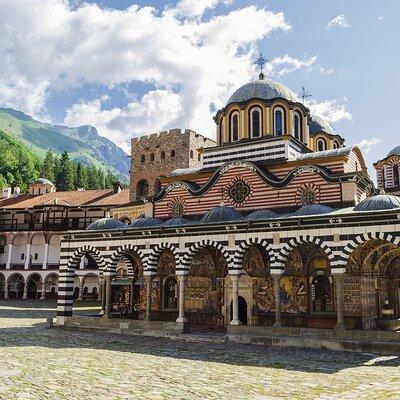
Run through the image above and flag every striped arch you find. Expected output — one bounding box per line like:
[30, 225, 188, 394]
[181, 239, 232, 275]
[67, 245, 106, 271]
[233, 238, 276, 273]
[275, 235, 335, 269]
[339, 232, 400, 267]
[108, 244, 145, 275]
[147, 243, 180, 275]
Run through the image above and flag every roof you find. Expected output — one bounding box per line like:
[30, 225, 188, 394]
[0, 189, 128, 210]
[201, 205, 242, 223]
[247, 209, 278, 220]
[387, 146, 400, 158]
[290, 204, 333, 216]
[130, 217, 163, 228]
[31, 178, 54, 186]
[170, 167, 202, 177]
[227, 79, 298, 106]
[88, 189, 131, 207]
[295, 146, 352, 161]
[163, 217, 191, 227]
[309, 115, 336, 136]
[86, 217, 127, 231]
[354, 194, 400, 212]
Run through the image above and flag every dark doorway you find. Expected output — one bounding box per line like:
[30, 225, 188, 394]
[238, 296, 248, 325]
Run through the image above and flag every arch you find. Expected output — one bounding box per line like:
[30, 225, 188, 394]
[249, 106, 262, 138]
[140, 154, 145, 164]
[233, 238, 276, 273]
[317, 137, 327, 152]
[66, 246, 106, 274]
[293, 110, 302, 142]
[108, 244, 145, 275]
[230, 111, 239, 142]
[333, 140, 340, 149]
[44, 272, 59, 282]
[150, 153, 155, 162]
[153, 179, 162, 196]
[136, 179, 149, 200]
[170, 149, 176, 158]
[274, 106, 285, 136]
[147, 243, 180, 275]
[182, 240, 232, 274]
[340, 232, 400, 267]
[275, 235, 335, 268]
[161, 150, 166, 159]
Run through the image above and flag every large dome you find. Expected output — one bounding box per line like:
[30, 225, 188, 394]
[201, 205, 242, 224]
[309, 115, 336, 136]
[354, 194, 400, 212]
[86, 217, 126, 231]
[387, 146, 400, 158]
[227, 79, 298, 106]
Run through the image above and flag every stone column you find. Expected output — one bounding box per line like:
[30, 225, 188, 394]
[272, 273, 282, 327]
[130, 279, 135, 315]
[104, 277, 112, 317]
[22, 280, 28, 299]
[40, 280, 46, 300]
[42, 243, 49, 270]
[230, 275, 241, 325]
[176, 275, 187, 323]
[24, 243, 31, 270]
[78, 279, 84, 301]
[333, 273, 346, 329]
[145, 276, 152, 320]
[6, 244, 13, 269]
[4, 280, 8, 299]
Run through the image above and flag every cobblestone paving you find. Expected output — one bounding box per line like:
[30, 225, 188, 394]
[0, 300, 399, 400]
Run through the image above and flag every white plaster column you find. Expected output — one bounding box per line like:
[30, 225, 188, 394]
[289, 109, 294, 135]
[240, 109, 245, 139]
[24, 243, 31, 270]
[6, 244, 12, 269]
[333, 271, 346, 329]
[78, 278, 84, 301]
[42, 243, 49, 270]
[4, 280, 8, 299]
[272, 271, 282, 328]
[230, 275, 241, 325]
[22, 280, 28, 299]
[176, 275, 187, 323]
[79, 256, 86, 270]
[145, 276, 152, 320]
[40, 280, 46, 300]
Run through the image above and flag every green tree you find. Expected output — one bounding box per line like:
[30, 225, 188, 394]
[42, 150, 55, 182]
[87, 165, 101, 189]
[75, 162, 88, 189]
[56, 151, 74, 191]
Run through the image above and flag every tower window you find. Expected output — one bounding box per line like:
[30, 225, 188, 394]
[317, 138, 327, 152]
[333, 141, 339, 149]
[161, 151, 165, 159]
[190, 150, 194, 159]
[274, 108, 285, 136]
[170, 149, 175, 158]
[140, 154, 145, 164]
[250, 108, 262, 138]
[150, 153, 155, 162]
[231, 112, 239, 142]
[294, 111, 302, 142]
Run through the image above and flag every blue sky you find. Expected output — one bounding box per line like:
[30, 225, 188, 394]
[0, 0, 399, 179]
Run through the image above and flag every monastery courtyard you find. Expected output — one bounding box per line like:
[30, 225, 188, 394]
[0, 301, 398, 399]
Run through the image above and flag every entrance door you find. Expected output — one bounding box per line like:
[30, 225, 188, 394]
[238, 296, 248, 325]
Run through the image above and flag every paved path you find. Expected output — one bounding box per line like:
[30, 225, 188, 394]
[0, 300, 399, 399]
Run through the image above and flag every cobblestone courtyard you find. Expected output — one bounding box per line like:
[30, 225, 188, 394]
[0, 301, 399, 399]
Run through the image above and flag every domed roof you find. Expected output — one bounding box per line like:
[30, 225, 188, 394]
[129, 217, 163, 228]
[247, 209, 278, 220]
[291, 204, 333, 216]
[387, 146, 400, 158]
[354, 194, 400, 212]
[227, 79, 298, 106]
[201, 205, 242, 224]
[163, 217, 191, 227]
[86, 217, 126, 231]
[32, 178, 54, 186]
[309, 115, 336, 136]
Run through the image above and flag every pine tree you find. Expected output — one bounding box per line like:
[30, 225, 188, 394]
[75, 162, 88, 189]
[87, 165, 101, 189]
[56, 151, 75, 191]
[42, 150, 55, 182]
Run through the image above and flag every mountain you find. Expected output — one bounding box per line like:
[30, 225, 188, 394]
[0, 108, 129, 178]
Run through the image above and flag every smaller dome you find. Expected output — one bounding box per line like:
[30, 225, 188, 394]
[130, 217, 163, 228]
[86, 217, 126, 231]
[309, 115, 336, 136]
[247, 209, 278, 220]
[163, 217, 192, 227]
[32, 178, 54, 186]
[291, 204, 333, 216]
[201, 205, 242, 224]
[387, 146, 400, 158]
[354, 194, 400, 212]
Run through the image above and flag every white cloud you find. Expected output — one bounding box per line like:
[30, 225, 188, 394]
[356, 138, 380, 153]
[326, 15, 350, 30]
[306, 98, 352, 123]
[0, 0, 293, 149]
[265, 55, 318, 76]
[378, 16, 384, 21]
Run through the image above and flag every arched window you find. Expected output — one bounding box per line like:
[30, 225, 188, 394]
[250, 107, 262, 138]
[312, 275, 332, 312]
[21, 253, 25, 261]
[34, 253, 38, 260]
[170, 149, 175, 158]
[150, 153, 155, 162]
[317, 138, 327, 152]
[161, 151, 165, 159]
[198, 153, 201, 161]
[294, 111, 302, 142]
[219, 119, 225, 145]
[153, 179, 161, 196]
[140, 154, 145, 164]
[274, 107, 285, 136]
[163, 276, 178, 309]
[333, 141, 339, 149]
[394, 165, 400, 187]
[230, 112, 239, 142]
[190, 150, 194, 159]
[136, 179, 149, 200]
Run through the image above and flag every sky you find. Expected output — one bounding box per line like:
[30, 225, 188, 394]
[0, 0, 399, 180]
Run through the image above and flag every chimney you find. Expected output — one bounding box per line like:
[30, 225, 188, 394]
[13, 187, 21, 197]
[2, 187, 12, 199]
[113, 181, 123, 194]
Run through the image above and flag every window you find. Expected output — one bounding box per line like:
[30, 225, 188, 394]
[34, 253, 38, 260]
[161, 151, 165, 159]
[312, 275, 333, 312]
[163, 277, 178, 309]
[150, 153, 155, 162]
[230, 112, 239, 142]
[394, 165, 399, 187]
[250, 108, 262, 138]
[317, 138, 327, 152]
[190, 150, 194, 159]
[229, 180, 250, 204]
[136, 179, 149, 200]
[171, 201, 185, 217]
[140, 154, 145, 164]
[301, 188, 316, 205]
[170, 149, 175, 158]
[274, 107, 284, 136]
[198, 153, 201, 161]
[21, 253, 25, 261]
[294, 111, 302, 142]
[153, 179, 161, 196]
[333, 141, 339, 149]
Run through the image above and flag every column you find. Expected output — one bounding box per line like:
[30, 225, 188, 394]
[4, 280, 8, 299]
[24, 243, 31, 270]
[40, 280, 46, 300]
[145, 276, 152, 320]
[130, 279, 135, 315]
[230, 275, 241, 325]
[42, 243, 49, 270]
[6, 244, 12, 269]
[176, 275, 187, 323]
[100, 279, 106, 314]
[22, 280, 28, 299]
[80, 256, 85, 270]
[104, 277, 112, 317]
[78, 279, 84, 301]
[333, 272, 346, 329]
[272, 273, 282, 327]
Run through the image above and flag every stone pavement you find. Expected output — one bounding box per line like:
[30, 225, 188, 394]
[0, 300, 399, 399]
